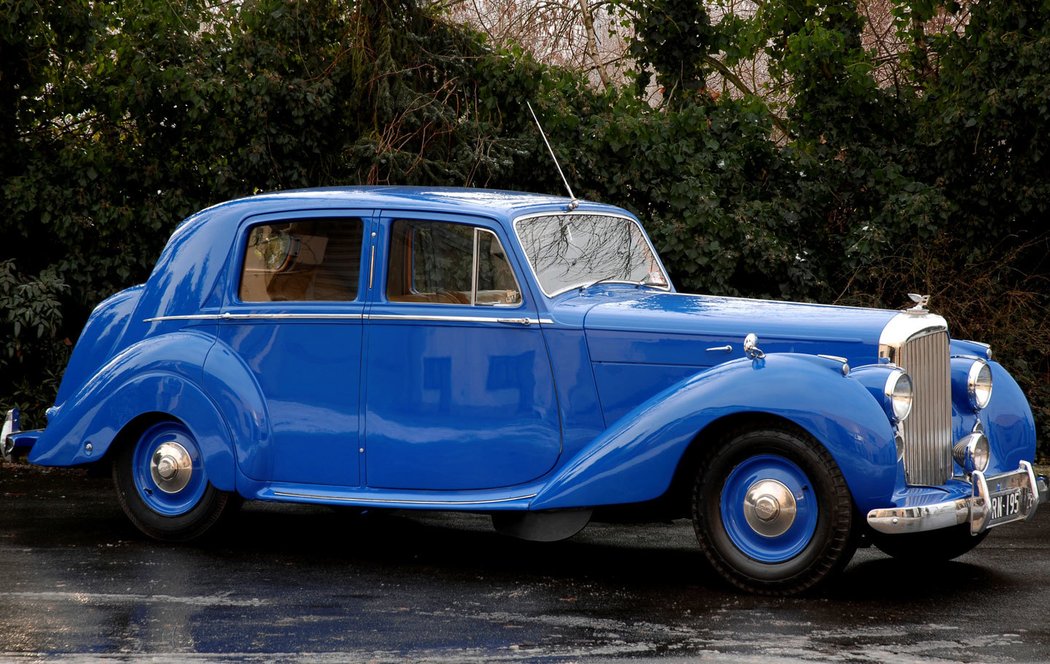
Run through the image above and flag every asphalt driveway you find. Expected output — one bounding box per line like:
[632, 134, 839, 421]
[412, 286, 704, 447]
[2, 461, 1047, 662]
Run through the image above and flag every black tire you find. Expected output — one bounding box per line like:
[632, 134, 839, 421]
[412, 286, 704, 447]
[692, 427, 857, 595]
[112, 420, 238, 542]
[871, 524, 988, 562]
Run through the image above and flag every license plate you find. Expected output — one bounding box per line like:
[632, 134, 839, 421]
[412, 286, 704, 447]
[988, 488, 1024, 527]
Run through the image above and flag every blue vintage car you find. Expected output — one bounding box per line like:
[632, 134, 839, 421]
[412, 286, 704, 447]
[3, 187, 1046, 594]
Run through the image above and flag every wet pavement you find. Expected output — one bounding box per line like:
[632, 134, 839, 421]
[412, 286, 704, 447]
[1, 461, 1048, 662]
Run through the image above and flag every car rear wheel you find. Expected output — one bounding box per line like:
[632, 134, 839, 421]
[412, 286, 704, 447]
[113, 420, 237, 541]
[870, 524, 988, 562]
[692, 427, 857, 595]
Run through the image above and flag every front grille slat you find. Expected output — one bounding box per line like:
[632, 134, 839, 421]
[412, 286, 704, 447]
[898, 330, 952, 485]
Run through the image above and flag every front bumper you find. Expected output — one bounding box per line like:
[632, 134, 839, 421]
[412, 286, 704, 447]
[867, 461, 1048, 536]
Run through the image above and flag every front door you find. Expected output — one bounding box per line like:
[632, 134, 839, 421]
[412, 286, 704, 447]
[363, 212, 561, 490]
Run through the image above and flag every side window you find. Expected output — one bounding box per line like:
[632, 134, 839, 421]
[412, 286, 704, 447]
[240, 218, 363, 302]
[388, 219, 522, 306]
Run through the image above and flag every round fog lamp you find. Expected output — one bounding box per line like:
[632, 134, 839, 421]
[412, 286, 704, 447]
[967, 360, 993, 410]
[953, 433, 990, 474]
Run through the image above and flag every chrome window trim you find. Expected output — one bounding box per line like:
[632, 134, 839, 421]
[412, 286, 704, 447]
[234, 214, 368, 305]
[471, 227, 481, 305]
[512, 211, 673, 298]
[389, 219, 525, 309]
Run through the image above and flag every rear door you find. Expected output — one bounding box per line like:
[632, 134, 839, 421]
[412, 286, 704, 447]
[217, 210, 368, 486]
[362, 211, 561, 490]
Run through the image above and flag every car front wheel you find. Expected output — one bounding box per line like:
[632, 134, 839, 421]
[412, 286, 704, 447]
[113, 420, 237, 541]
[692, 427, 857, 595]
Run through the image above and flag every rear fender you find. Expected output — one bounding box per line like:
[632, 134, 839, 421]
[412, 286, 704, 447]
[54, 285, 144, 405]
[27, 332, 237, 491]
[530, 354, 898, 513]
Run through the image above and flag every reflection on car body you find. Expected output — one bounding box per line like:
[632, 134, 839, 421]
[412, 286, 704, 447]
[4, 186, 1046, 595]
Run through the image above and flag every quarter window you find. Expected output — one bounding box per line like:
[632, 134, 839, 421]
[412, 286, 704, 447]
[387, 220, 522, 306]
[240, 218, 363, 302]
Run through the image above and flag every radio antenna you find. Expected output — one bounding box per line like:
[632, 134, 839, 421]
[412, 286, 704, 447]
[526, 101, 579, 211]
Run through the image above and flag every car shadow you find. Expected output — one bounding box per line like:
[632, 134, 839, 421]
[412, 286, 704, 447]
[3, 467, 1015, 604]
[828, 553, 1010, 602]
[184, 503, 1010, 603]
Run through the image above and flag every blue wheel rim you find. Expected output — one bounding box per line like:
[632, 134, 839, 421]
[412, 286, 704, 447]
[131, 422, 207, 517]
[720, 454, 818, 563]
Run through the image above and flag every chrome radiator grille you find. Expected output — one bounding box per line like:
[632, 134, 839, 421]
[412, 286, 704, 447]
[897, 330, 953, 485]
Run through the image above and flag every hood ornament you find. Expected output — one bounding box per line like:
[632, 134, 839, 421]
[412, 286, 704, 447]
[905, 293, 930, 314]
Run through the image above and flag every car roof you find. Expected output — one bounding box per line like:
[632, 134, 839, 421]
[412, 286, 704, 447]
[187, 186, 630, 228]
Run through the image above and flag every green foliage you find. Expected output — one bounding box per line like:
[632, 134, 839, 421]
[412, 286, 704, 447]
[560, 93, 821, 299]
[0, 261, 70, 427]
[628, 1, 718, 106]
[2, 0, 1049, 456]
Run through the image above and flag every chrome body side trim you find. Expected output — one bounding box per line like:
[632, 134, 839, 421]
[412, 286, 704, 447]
[146, 313, 367, 322]
[147, 313, 554, 325]
[368, 314, 547, 325]
[145, 314, 224, 322]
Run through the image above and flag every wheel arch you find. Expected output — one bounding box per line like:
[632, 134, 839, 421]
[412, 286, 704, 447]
[664, 412, 818, 518]
[30, 373, 237, 491]
[107, 411, 175, 459]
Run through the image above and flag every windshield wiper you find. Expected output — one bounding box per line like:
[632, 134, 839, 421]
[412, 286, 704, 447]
[577, 275, 624, 292]
[577, 275, 655, 292]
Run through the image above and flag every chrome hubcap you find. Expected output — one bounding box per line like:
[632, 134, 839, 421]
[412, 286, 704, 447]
[150, 441, 193, 494]
[743, 479, 796, 537]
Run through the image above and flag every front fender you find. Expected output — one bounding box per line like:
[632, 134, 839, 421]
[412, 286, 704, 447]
[530, 354, 898, 513]
[979, 361, 1037, 474]
[27, 331, 236, 491]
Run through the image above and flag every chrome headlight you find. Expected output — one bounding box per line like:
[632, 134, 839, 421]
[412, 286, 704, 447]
[884, 370, 913, 422]
[953, 432, 990, 474]
[967, 360, 993, 410]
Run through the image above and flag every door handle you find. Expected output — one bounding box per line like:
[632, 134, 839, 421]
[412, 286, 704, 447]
[497, 318, 532, 326]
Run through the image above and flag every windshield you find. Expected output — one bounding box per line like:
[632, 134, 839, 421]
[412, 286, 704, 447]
[514, 214, 670, 296]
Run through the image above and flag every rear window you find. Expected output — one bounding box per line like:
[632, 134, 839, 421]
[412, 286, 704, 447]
[239, 218, 363, 302]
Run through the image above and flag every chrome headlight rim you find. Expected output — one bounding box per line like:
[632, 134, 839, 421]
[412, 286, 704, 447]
[967, 359, 993, 410]
[884, 369, 913, 422]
